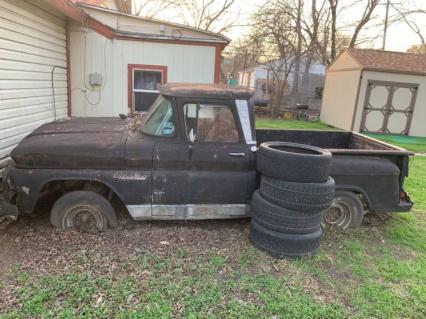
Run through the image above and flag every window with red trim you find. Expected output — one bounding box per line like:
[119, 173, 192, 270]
[128, 64, 167, 112]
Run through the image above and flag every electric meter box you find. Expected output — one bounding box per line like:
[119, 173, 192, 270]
[89, 73, 103, 86]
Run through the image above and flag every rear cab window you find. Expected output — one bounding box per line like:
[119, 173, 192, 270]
[183, 103, 240, 143]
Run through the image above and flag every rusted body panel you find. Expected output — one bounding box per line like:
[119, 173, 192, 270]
[11, 118, 130, 169]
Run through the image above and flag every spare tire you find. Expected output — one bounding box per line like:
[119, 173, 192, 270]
[250, 220, 322, 258]
[260, 176, 335, 211]
[251, 190, 322, 234]
[256, 142, 332, 183]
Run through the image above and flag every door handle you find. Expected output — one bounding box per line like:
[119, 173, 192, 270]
[228, 152, 246, 157]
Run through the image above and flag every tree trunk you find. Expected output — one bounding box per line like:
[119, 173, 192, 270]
[328, 0, 337, 61]
[300, 54, 313, 99]
[291, 0, 303, 106]
[349, 0, 379, 47]
[301, 0, 317, 98]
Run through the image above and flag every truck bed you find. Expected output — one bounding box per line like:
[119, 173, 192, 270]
[255, 129, 414, 213]
[256, 129, 413, 156]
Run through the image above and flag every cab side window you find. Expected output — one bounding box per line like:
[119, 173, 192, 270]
[184, 104, 239, 143]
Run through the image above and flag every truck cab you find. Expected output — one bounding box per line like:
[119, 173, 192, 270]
[126, 84, 257, 218]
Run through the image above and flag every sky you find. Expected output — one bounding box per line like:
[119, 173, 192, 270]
[225, 0, 426, 52]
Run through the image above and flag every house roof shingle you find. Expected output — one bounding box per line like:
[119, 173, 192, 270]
[347, 48, 426, 76]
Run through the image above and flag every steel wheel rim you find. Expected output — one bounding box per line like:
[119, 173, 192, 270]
[62, 205, 105, 232]
[323, 200, 351, 229]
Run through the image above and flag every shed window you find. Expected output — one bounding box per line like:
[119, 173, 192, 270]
[128, 64, 167, 112]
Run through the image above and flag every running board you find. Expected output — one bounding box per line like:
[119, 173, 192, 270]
[127, 204, 250, 220]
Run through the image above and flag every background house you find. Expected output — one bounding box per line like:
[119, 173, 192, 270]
[321, 48, 426, 137]
[69, 3, 228, 116]
[0, 0, 229, 168]
[237, 59, 326, 108]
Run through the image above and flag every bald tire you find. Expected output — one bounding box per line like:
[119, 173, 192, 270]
[260, 176, 335, 211]
[250, 220, 322, 259]
[50, 191, 117, 231]
[251, 190, 322, 235]
[256, 142, 332, 183]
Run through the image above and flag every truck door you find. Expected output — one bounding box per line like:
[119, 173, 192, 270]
[180, 98, 256, 205]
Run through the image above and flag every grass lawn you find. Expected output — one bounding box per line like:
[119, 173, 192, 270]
[365, 133, 426, 153]
[256, 118, 338, 130]
[0, 121, 425, 318]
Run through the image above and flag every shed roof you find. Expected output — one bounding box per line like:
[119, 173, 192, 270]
[159, 83, 253, 99]
[346, 48, 426, 76]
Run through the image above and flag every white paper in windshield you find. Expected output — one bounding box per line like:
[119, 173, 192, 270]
[236, 99, 256, 145]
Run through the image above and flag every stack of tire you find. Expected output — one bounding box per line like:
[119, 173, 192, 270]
[250, 142, 335, 258]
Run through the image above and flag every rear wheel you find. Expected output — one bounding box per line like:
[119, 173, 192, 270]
[50, 191, 117, 232]
[322, 191, 364, 231]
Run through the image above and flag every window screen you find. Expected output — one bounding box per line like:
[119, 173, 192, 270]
[133, 70, 162, 112]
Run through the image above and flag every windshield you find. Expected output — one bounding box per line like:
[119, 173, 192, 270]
[141, 95, 175, 137]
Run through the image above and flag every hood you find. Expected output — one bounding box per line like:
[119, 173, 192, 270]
[11, 118, 131, 169]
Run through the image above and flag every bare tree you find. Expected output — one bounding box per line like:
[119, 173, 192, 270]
[327, 0, 338, 60]
[176, 0, 240, 33]
[300, 0, 327, 98]
[291, 0, 303, 101]
[406, 44, 426, 54]
[131, 0, 239, 34]
[348, 0, 380, 47]
[222, 38, 261, 84]
[250, 2, 297, 117]
[390, 5, 426, 53]
[131, 0, 179, 18]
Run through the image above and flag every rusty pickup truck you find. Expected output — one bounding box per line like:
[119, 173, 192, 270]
[0, 84, 413, 231]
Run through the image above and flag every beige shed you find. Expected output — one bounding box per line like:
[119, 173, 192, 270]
[320, 48, 426, 137]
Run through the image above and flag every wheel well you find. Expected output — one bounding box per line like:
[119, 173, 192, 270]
[37, 180, 128, 216]
[335, 188, 371, 212]
[40, 180, 111, 198]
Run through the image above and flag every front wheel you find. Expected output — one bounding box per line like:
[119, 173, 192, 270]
[50, 191, 117, 232]
[322, 191, 364, 231]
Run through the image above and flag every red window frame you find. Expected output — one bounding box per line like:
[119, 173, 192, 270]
[127, 64, 168, 113]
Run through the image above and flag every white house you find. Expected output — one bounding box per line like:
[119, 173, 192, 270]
[237, 59, 326, 101]
[0, 0, 230, 167]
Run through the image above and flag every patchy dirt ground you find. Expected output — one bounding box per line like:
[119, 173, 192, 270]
[1, 200, 424, 318]
[0, 206, 252, 278]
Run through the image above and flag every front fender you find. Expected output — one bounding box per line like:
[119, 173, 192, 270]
[6, 167, 152, 215]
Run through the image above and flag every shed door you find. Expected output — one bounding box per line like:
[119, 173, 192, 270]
[0, 0, 68, 167]
[360, 81, 418, 135]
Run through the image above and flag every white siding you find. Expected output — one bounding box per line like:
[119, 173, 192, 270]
[0, 0, 68, 166]
[69, 24, 216, 117]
